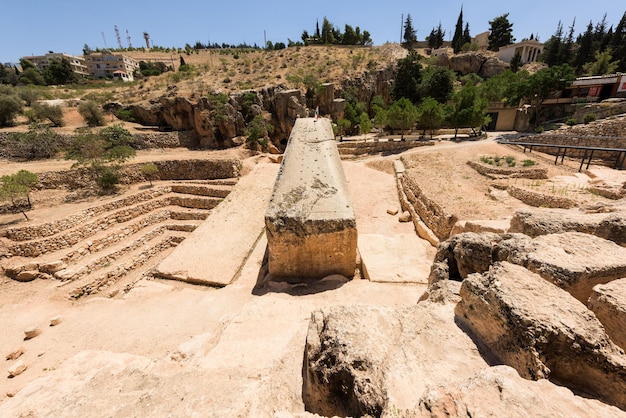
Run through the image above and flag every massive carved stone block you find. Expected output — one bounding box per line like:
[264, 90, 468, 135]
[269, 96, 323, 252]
[265, 118, 357, 281]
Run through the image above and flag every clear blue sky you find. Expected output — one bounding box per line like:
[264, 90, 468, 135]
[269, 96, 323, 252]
[2, 1, 624, 63]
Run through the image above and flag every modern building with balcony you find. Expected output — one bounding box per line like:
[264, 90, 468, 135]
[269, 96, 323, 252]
[83, 52, 139, 82]
[21, 52, 89, 77]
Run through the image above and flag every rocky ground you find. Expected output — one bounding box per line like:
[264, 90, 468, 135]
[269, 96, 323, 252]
[1, 131, 626, 416]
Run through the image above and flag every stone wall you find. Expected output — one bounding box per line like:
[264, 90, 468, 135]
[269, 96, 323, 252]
[337, 140, 434, 157]
[0, 130, 198, 160]
[507, 186, 578, 209]
[2, 192, 217, 258]
[35, 159, 241, 190]
[400, 169, 457, 240]
[467, 161, 548, 179]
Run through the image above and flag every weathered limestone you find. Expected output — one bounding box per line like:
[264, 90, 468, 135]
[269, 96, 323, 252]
[431, 231, 626, 303]
[265, 118, 357, 281]
[589, 279, 626, 351]
[456, 262, 626, 410]
[156, 163, 278, 286]
[414, 366, 626, 418]
[510, 207, 626, 246]
[304, 301, 487, 417]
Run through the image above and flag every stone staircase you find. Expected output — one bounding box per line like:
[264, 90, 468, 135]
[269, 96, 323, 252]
[0, 179, 237, 299]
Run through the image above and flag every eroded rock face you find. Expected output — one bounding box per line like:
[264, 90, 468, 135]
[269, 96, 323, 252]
[431, 231, 626, 303]
[589, 279, 626, 351]
[303, 300, 487, 417]
[413, 366, 626, 418]
[456, 261, 626, 410]
[510, 207, 626, 246]
[444, 52, 508, 78]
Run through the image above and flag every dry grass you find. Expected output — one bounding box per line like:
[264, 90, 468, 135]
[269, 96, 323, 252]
[97, 44, 407, 104]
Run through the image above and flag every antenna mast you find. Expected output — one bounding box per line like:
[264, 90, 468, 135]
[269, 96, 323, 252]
[143, 32, 151, 49]
[126, 29, 132, 48]
[115, 25, 123, 49]
[101, 32, 109, 49]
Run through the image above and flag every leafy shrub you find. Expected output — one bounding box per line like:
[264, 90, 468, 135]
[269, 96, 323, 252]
[140, 163, 159, 186]
[116, 108, 135, 122]
[33, 103, 65, 127]
[566, 118, 578, 126]
[18, 87, 41, 106]
[0, 94, 23, 127]
[96, 166, 119, 192]
[583, 113, 596, 124]
[522, 159, 537, 167]
[78, 100, 105, 127]
[7, 124, 63, 160]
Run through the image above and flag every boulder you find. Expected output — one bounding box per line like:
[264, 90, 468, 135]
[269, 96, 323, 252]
[589, 279, 626, 351]
[433, 231, 626, 303]
[15, 270, 39, 282]
[445, 52, 508, 78]
[8, 360, 27, 378]
[303, 301, 487, 417]
[39, 260, 67, 274]
[456, 262, 626, 410]
[499, 232, 626, 302]
[413, 366, 626, 417]
[509, 207, 626, 246]
[429, 232, 503, 283]
[127, 100, 166, 126]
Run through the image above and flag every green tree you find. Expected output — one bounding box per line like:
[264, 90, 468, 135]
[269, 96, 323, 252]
[0, 170, 38, 219]
[387, 98, 418, 140]
[452, 7, 465, 53]
[20, 67, 46, 85]
[140, 163, 159, 186]
[78, 100, 106, 127]
[336, 118, 351, 138]
[428, 23, 445, 49]
[447, 82, 489, 137]
[358, 112, 371, 140]
[66, 124, 136, 191]
[417, 97, 445, 138]
[611, 11, 626, 71]
[403, 14, 417, 44]
[510, 51, 523, 73]
[245, 115, 273, 149]
[321, 17, 336, 44]
[419, 66, 455, 104]
[506, 64, 575, 123]
[44, 58, 77, 85]
[0, 92, 23, 127]
[574, 22, 595, 73]
[582, 49, 619, 75]
[542, 21, 564, 66]
[488, 13, 515, 51]
[392, 51, 423, 103]
[343, 24, 357, 45]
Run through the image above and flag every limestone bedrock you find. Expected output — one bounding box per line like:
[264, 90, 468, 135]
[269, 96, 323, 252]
[265, 118, 357, 281]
